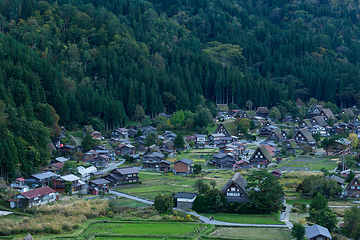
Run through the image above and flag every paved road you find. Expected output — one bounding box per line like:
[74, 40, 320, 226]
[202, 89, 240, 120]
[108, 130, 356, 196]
[103, 159, 125, 172]
[109, 190, 154, 205]
[110, 190, 292, 228]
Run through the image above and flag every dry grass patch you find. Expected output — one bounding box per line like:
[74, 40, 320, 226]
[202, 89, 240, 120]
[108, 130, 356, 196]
[0, 199, 108, 236]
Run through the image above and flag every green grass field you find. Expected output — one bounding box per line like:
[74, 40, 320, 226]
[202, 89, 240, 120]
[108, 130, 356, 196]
[274, 156, 338, 171]
[120, 171, 236, 200]
[201, 212, 285, 225]
[208, 227, 292, 240]
[83, 222, 207, 237]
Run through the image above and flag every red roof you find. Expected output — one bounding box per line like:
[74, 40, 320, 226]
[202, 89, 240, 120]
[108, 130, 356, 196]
[52, 162, 64, 169]
[9, 199, 19, 202]
[264, 145, 274, 155]
[15, 178, 26, 182]
[20, 186, 56, 199]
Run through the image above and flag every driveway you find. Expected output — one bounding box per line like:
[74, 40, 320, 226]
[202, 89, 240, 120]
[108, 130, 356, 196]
[0, 210, 12, 216]
[110, 190, 292, 228]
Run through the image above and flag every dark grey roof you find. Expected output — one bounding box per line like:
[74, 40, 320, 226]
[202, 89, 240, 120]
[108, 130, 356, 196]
[213, 152, 228, 159]
[326, 175, 345, 185]
[175, 158, 193, 165]
[305, 224, 332, 240]
[174, 192, 198, 199]
[115, 167, 139, 175]
[90, 179, 110, 185]
[31, 171, 58, 180]
[221, 172, 248, 193]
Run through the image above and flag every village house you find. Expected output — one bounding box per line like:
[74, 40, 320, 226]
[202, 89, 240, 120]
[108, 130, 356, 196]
[173, 192, 198, 209]
[271, 170, 282, 178]
[174, 159, 193, 175]
[256, 107, 269, 118]
[41, 162, 64, 174]
[10, 178, 29, 193]
[54, 157, 69, 164]
[163, 131, 177, 141]
[216, 104, 229, 115]
[213, 122, 238, 137]
[282, 129, 291, 139]
[55, 174, 85, 194]
[141, 126, 157, 135]
[283, 139, 298, 154]
[105, 167, 140, 186]
[209, 133, 226, 142]
[58, 144, 76, 156]
[232, 160, 251, 170]
[9, 186, 57, 209]
[221, 172, 249, 203]
[91, 131, 102, 140]
[309, 125, 327, 137]
[193, 134, 208, 148]
[260, 125, 278, 136]
[212, 152, 236, 168]
[142, 152, 165, 169]
[326, 175, 345, 187]
[300, 119, 312, 128]
[341, 108, 355, 116]
[111, 128, 129, 139]
[305, 224, 332, 240]
[158, 160, 171, 172]
[267, 128, 283, 141]
[294, 128, 316, 146]
[249, 145, 272, 168]
[83, 125, 95, 137]
[77, 166, 97, 182]
[310, 104, 323, 116]
[282, 115, 293, 123]
[135, 135, 146, 148]
[344, 174, 360, 198]
[311, 116, 327, 127]
[160, 140, 176, 157]
[83, 150, 99, 164]
[241, 111, 256, 119]
[25, 171, 59, 188]
[88, 179, 110, 195]
[94, 155, 110, 168]
[320, 108, 336, 123]
[115, 144, 135, 155]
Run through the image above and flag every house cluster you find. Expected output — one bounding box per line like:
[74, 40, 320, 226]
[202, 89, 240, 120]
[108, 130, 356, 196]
[8, 160, 140, 208]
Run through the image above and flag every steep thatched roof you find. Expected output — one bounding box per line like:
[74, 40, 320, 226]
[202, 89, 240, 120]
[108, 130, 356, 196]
[217, 104, 229, 112]
[245, 111, 256, 118]
[221, 172, 247, 193]
[250, 144, 272, 161]
[222, 122, 238, 136]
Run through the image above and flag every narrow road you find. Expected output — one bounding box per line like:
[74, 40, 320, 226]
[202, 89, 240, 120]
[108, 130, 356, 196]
[109, 190, 154, 205]
[110, 190, 292, 228]
[103, 159, 125, 172]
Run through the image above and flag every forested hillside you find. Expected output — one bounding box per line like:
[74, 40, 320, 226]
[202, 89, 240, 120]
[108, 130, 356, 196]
[1, 0, 360, 178]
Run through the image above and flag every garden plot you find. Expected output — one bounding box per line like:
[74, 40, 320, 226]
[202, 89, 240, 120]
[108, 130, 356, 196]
[207, 227, 292, 240]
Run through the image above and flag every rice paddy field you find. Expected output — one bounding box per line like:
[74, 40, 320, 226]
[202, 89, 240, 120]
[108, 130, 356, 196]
[82, 222, 209, 239]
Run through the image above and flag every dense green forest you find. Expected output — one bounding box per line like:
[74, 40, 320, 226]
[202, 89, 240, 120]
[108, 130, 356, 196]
[1, 0, 360, 178]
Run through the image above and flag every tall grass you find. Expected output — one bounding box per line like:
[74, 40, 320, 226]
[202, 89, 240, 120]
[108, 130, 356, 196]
[0, 199, 108, 236]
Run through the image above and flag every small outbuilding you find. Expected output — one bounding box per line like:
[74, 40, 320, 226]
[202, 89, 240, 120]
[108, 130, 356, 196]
[305, 224, 332, 240]
[173, 192, 198, 210]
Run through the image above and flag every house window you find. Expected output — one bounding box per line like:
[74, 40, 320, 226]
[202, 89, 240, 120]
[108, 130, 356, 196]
[231, 187, 235, 191]
[355, 181, 357, 185]
[351, 186, 355, 189]
[260, 155, 263, 158]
